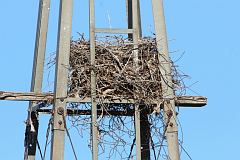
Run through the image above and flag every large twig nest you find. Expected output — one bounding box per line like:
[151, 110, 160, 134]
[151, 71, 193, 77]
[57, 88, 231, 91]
[68, 36, 179, 104]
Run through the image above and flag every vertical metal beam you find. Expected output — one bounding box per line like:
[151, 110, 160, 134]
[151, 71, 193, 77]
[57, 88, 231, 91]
[50, 0, 73, 159]
[151, 0, 180, 160]
[132, 0, 140, 70]
[126, 0, 133, 39]
[24, 0, 50, 159]
[132, 0, 142, 159]
[89, 0, 98, 159]
[126, 0, 142, 39]
[137, 0, 142, 38]
[134, 105, 141, 160]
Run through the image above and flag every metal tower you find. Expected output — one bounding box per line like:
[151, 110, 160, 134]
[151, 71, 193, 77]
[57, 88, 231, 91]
[0, 0, 207, 160]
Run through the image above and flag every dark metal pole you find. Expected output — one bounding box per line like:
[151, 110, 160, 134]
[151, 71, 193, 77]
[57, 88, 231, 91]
[50, 0, 73, 159]
[24, 112, 39, 160]
[24, 0, 50, 159]
[140, 106, 151, 160]
[126, 0, 133, 39]
[126, 0, 141, 40]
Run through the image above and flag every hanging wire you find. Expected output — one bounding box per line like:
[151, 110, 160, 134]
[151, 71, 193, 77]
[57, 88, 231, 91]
[43, 117, 52, 160]
[150, 136, 157, 160]
[62, 114, 78, 160]
[36, 140, 44, 160]
[156, 110, 172, 160]
[127, 138, 135, 159]
[178, 142, 193, 160]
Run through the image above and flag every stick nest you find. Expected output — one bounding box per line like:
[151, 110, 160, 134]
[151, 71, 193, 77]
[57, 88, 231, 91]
[68, 36, 179, 104]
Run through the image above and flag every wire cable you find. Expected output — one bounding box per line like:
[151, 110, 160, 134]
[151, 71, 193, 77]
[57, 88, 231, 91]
[43, 117, 52, 160]
[63, 114, 78, 160]
[36, 139, 44, 160]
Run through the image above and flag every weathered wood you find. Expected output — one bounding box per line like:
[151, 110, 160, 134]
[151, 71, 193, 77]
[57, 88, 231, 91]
[0, 91, 53, 101]
[0, 91, 207, 107]
[175, 96, 207, 107]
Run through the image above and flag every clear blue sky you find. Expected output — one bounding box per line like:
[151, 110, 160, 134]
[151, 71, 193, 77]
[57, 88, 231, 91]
[0, 0, 240, 159]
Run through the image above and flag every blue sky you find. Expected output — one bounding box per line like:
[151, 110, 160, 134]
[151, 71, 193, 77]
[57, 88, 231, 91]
[0, 0, 240, 159]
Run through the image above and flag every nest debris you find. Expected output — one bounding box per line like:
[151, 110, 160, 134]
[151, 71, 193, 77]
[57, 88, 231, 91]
[44, 36, 186, 159]
[68, 36, 180, 104]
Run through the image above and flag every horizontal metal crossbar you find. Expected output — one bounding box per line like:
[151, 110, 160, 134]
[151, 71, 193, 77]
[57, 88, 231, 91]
[0, 91, 207, 107]
[37, 108, 135, 116]
[95, 28, 134, 34]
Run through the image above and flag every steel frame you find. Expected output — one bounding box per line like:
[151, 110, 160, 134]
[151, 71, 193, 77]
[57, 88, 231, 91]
[0, 0, 207, 160]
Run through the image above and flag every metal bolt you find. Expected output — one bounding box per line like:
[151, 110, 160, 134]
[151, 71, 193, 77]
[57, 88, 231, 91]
[58, 120, 63, 125]
[57, 107, 64, 115]
[167, 110, 173, 117]
[60, 98, 65, 102]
